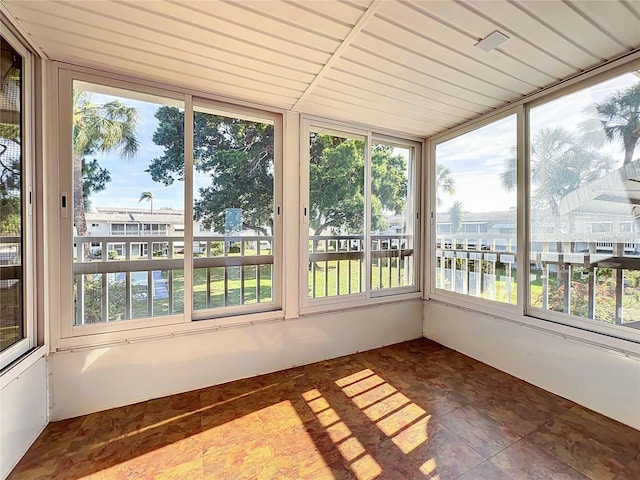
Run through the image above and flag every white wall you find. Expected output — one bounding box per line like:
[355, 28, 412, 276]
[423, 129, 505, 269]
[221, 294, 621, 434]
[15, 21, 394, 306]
[50, 300, 423, 420]
[0, 351, 48, 480]
[423, 300, 640, 430]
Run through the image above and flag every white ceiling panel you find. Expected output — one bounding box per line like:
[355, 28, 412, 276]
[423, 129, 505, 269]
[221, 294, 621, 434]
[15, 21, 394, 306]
[323, 69, 486, 117]
[516, 0, 628, 57]
[337, 52, 501, 108]
[377, 1, 557, 87]
[351, 32, 520, 100]
[454, 0, 607, 68]
[3, 0, 639, 137]
[363, 15, 540, 93]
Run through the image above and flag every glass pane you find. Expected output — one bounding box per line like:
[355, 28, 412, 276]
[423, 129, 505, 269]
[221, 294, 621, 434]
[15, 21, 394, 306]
[370, 143, 414, 291]
[435, 115, 518, 305]
[529, 71, 640, 328]
[72, 81, 184, 324]
[308, 131, 365, 299]
[0, 38, 24, 351]
[192, 107, 275, 312]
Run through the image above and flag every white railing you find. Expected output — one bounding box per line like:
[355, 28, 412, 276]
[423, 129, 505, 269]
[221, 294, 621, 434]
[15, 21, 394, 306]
[436, 234, 640, 325]
[0, 236, 21, 286]
[72, 233, 415, 322]
[308, 234, 414, 298]
[73, 234, 276, 323]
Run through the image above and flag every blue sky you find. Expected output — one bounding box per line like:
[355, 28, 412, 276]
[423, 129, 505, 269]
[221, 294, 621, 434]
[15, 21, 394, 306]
[87, 93, 185, 211]
[83, 71, 639, 215]
[436, 72, 639, 213]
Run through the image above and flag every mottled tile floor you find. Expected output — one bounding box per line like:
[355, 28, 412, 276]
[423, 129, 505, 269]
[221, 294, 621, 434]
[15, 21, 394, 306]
[9, 339, 640, 480]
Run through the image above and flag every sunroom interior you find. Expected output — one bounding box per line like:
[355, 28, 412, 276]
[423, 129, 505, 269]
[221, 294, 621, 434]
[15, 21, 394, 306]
[1, 0, 640, 478]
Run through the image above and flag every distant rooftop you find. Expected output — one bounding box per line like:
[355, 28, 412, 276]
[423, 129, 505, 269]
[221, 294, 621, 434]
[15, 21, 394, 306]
[87, 207, 185, 224]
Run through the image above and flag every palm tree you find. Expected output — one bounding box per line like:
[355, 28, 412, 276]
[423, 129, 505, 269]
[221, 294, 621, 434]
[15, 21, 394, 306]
[501, 127, 612, 214]
[595, 82, 640, 165]
[139, 191, 153, 214]
[73, 90, 139, 238]
[436, 163, 455, 207]
[500, 127, 611, 313]
[449, 201, 464, 234]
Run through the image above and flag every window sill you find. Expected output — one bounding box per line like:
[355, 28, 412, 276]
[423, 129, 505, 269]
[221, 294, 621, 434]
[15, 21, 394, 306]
[54, 310, 285, 352]
[426, 297, 640, 357]
[299, 291, 423, 317]
[0, 345, 47, 389]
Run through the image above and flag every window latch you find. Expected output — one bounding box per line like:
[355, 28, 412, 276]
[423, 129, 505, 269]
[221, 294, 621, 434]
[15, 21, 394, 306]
[61, 191, 68, 218]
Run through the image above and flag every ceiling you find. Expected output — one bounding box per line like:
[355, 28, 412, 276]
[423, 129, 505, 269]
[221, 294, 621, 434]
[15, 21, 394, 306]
[3, 0, 640, 137]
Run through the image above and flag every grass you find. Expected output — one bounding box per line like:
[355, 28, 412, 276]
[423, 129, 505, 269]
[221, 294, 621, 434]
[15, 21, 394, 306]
[75, 257, 415, 323]
[1, 284, 23, 350]
[309, 258, 413, 298]
[75, 259, 640, 326]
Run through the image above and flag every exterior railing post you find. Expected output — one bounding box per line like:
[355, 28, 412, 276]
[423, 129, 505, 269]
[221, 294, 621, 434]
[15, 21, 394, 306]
[615, 242, 624, 324]
[587, 243, 596, 319]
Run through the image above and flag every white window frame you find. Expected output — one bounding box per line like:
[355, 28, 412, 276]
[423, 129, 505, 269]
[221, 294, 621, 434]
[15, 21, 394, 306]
[57, 70, 186, 341]
[370, 133, 421, 299]
[299, 117, 421, 314]
[55, 67, 284, 348]
[189, 98, 283, 321]
[0, 28, 36, 369]
[524, 65, 640, 344]
[429, 107, 523, 317]
[427, 56, 640, 345]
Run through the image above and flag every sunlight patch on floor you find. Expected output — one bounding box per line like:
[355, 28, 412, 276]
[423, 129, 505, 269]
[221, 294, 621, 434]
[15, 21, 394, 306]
[303, 387, 382, 475]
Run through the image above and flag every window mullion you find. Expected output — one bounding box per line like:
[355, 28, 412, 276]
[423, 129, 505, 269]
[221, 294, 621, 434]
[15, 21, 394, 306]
[364, 132, 372, 298]
[516, 104, 528, 316]
[299, 119, 311, 310]
[184, 94, 194, 322]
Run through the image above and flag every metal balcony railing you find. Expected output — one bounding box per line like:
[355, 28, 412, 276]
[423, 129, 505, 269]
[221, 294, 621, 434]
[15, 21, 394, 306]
[0, 236, 21, 285]
[72, 234, 276, 323]
[308, 234, 414, 298]
[72, 233, 415, 323]
[436, 234, 640, 326]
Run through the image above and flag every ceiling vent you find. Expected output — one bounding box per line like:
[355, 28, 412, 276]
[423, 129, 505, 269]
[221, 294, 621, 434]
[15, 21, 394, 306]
[475, 30, 509, 52]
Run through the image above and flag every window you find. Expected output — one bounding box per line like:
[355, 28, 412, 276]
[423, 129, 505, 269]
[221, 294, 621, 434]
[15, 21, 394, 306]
[59, 72, 282, 338]
[110, 223, 124, 235]
[306, 128, 366, 300]
[301, 120, 420, 307]
[125, 223, 139, 235]
[591, 222, 612, 234]
[528, 71, 640, 328]
[190, 103, 281, 316]
[67, 80, 185, 326]
[0, 32, 35, 367]
[619, 222, 633, 234]
[370, 141, 416, 292]
[434, 113, 518, 305]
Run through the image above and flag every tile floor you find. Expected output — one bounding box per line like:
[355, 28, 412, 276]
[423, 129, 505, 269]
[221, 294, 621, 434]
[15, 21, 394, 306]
[8, 338, 640, 480]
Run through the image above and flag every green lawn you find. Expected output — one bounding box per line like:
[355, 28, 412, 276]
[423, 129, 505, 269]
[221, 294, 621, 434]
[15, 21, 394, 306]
[1, 284, 23, 350]
[75, 261, 639, 326]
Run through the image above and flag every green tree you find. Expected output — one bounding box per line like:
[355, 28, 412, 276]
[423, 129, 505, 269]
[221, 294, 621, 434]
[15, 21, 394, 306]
[139, 191, 153, 214]
[436, 163, 455, 207]
[309, 137, 364, 235]
[72, 90, 139, 237]
[595, 82, 640, 165]
[502, 127, 613, 315]
[148, 107, 274, 235]
[0, 55, 22, 236]
[81, 158, 111, 210]
[0, 140, 21, 235]
[308, 134, 407, 235]
[149, 112, 408, 237]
